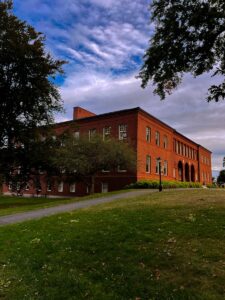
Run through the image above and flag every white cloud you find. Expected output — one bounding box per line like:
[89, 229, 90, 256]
[13, 0, 225, 174]
[58, 70, 225, 173]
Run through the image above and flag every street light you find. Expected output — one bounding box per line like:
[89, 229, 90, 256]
[157, 157, 163, 192]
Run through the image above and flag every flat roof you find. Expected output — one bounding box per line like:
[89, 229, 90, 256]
[55, 106, 212, 153]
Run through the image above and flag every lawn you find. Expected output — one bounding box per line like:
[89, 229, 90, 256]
[0, 189, 225, 299]
[0, 190, 129, 216]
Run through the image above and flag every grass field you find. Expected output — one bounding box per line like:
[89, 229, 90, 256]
[0, 189, 225, 299]
[0, 190, 129, 216]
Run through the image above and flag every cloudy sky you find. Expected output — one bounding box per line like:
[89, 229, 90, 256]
[13, 0, 225, 176]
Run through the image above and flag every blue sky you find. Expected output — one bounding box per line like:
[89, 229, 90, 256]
[13, 0, 225, 175]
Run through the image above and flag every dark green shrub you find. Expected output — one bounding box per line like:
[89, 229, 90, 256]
[126, 180, 202, 189]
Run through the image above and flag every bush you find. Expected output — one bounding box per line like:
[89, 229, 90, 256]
[126, 180, 202, 189]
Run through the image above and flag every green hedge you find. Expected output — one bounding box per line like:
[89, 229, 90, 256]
[126, 180, 202, 189]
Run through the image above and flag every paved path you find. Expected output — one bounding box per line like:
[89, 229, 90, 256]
[0, 190, 157, 226]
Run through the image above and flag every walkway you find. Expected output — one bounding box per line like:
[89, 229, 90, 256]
[0, 189, 157, 226]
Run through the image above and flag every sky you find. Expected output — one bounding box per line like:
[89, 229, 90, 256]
[13, 0, 225, 176]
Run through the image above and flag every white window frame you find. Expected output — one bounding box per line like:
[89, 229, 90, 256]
[164, 160, 168, 176]
[101, 182, 108, 193]
[119, 124, 127, 140]
[103, 126, 111, 141]
[69, 183, 76, 193]
[102, 168, 110, 173]
[146, 155, 151, 173]
[73, 131, 80, 140]
[8, 182, 12, 191]
[89, 128, 96, 141]
[156, 159, 160, 174]
[47, 181, 52, 192]
[117, 165, 127, 173]
[155, 131, 160, 146]
[146, 127, 151, 142]
[58, 181, 64, 193]
[163, 135, 168, 149]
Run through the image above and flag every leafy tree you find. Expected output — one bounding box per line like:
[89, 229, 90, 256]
[53, 134, 136, 194]
[0, 1, 65, 181]
[139, 0, 225, 101]
[217, 169, 225, 184]
[2, 128, 60, 195]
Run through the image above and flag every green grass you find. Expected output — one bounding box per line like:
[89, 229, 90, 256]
[0, 190, 129, 216]
[1, 190, 225, 299]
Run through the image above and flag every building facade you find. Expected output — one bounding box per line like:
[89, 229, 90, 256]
[3, 107, 212, 197]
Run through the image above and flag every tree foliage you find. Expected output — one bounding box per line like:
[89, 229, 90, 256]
[139, 0, 225, 101]
[0, 0, 65, 181]
[217, 169, 225, 184]
[53, 134, 136, 193]
[2, 128, 60, 194]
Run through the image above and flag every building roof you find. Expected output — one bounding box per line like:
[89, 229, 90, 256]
[55, 106, 212, 153]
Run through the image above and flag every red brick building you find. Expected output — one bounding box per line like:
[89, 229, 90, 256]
[3, 106, 212, 197]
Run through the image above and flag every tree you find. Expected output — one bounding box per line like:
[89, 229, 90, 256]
[0, 1, 65, 181]
[53, 134, 136, 194]
[217, 169, 225, 184]
[2, 128, 60, 195]
[139, 0, 225, 102]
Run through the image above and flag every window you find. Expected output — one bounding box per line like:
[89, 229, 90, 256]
[146, 127, 151, 142]
[119, 124, 127, 140]
[73, 131, 80, 140]
[155, 131, 160, 146]
[102, 182, 108, 193]
[156, 159, 160, 174]
[16, 182, 20, 191]
[25, 183, 29, 191]
[8, 182, 12, 191]
[39, 168, 44, 174]
[89, 128, 96, 141]
[176, 141, 179, 153]
[163, 161, 168, 176]
[146, 155, 151, 173]
[183, 144, 185, 155]
[69, 183, 76, 193]
[163, 135, 168, 149]
[58, 181, 64, 193]
[179, 142, 182, 155]
[103, 126, 111, 140]
[118, 165, 127, 172]
[47, 181, 52, 192]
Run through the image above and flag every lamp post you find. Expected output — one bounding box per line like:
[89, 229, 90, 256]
[157, 157, 163, 192]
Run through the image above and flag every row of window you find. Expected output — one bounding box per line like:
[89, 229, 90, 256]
[145, 127, 168, 149]
[145, 155, 168, 176]
[8, 182, 110, 194]
[201, 155, 210, 166]
[8, 182, 77, 193]
[73, 124, 128, 141]
[174, 140, 197, 160]
[60, 125, 169, 147]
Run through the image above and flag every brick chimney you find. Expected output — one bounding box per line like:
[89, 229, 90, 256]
[73, 107, 96, 120]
